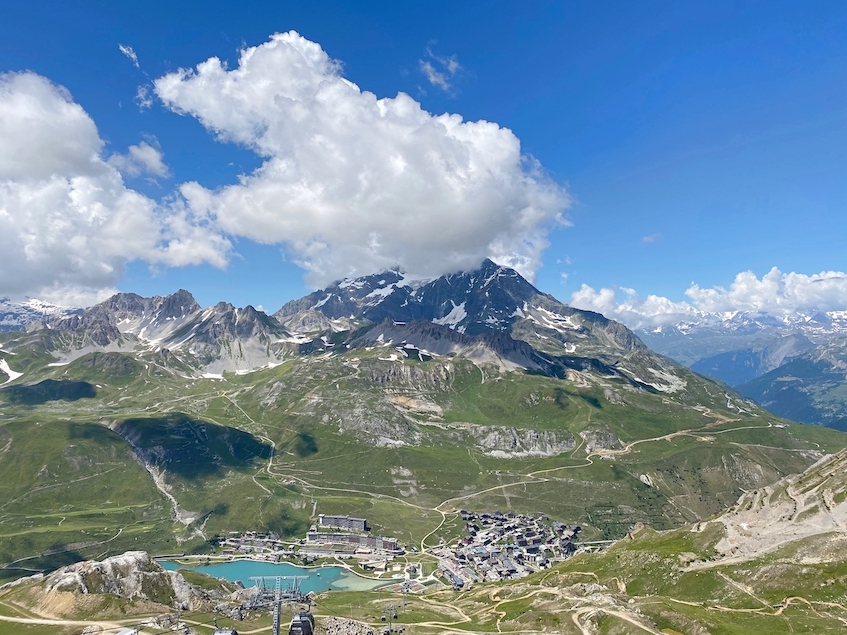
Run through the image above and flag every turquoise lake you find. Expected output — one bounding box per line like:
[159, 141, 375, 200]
[159, 560, 391, 593]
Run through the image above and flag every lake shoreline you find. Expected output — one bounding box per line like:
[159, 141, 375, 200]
[158, 557, 395, 592]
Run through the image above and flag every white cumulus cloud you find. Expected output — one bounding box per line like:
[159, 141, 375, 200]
[108, 140, 170, 178]
[0, 71, 229, 304]
[569, 267, 847, 329]
[154, 31, 569, 287]
[686, 268, 847, 315]
[570, 285, 698, 328]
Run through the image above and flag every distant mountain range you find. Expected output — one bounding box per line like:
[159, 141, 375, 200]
[6, 263, 847, 429]
[637, 309, 847, 368]
[24, 289, 303, 374]
[737, 338, 847, 430]
[0, 297, 79, 331]
[635, 309, 847, 429]
[16, 259, 675, 390]
[689, 332, 815, 386]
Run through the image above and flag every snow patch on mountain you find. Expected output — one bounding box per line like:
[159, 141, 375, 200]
[646, 367, 686, 393]
[0, 297, 79, 331]
[433, 301, 467, 328]
[313, 293, 334, 308]
[366, 285, 397, 301]
[526, 306, 578, 333]
[0, 358, 23, 385]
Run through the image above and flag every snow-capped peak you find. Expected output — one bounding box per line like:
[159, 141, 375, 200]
[0, 297, 80, 331]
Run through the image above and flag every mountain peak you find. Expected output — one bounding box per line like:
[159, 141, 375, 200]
[478, 257, 505, 272]
[275, 259, 538, 331]
[274, 259, 647, 364]
[158, 289, 201, 319]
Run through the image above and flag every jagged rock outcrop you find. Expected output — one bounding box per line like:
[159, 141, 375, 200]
[579, 429, 624, 452]
[355, 357, 455, 392]
[30, 290, 200, 335]
[43, 551, 198, 608]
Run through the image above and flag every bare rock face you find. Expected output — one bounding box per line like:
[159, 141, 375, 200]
[43, 551, 196, 608]
[278, 309, 354, 334]
[355, 356, 455, 392]
[329, 398, 423, 447]
[463, 425, 575, 458]
[703, 448, 847, 565]
[579, 429, 623, 452]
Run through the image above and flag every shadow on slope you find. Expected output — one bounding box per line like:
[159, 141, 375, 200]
[0, 379, 96, 405]
[113, 414, 272, 479]
[0, 549, 86, 585]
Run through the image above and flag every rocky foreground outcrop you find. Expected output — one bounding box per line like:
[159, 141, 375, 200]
[44, 551, 205, 610]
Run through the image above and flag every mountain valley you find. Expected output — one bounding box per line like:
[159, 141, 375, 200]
[638, 310, 847, 431]
[1, 261, 846, 633]
[4, 447, 847, 634]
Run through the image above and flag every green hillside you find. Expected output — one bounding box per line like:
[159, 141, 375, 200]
[1, 338, 845, 583]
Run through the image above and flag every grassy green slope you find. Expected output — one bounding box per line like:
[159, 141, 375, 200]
[0, 341, 845, 579]
[0, 416, 173, 584]
[3, 447, 847, 634]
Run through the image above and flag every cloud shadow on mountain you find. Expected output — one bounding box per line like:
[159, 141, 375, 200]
[114, 413, 272, 479]
[1, 379, 96, 405]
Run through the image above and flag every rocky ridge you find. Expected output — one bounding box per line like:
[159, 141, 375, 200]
[688, 447, 847, 567]
[638, 309, 847, 367]
[23, 290, 303, 373]
[9, 261, 691, 395]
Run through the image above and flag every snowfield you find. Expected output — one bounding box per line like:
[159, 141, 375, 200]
[0, 358, 23, 384]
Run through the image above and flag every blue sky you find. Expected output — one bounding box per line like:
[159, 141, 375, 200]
[1, 1, 845, 322]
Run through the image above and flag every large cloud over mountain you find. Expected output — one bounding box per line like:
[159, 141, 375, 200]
[570, 267, 847, 329]
[0, 72, 229, 304]
[155, 31, 569, 286]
